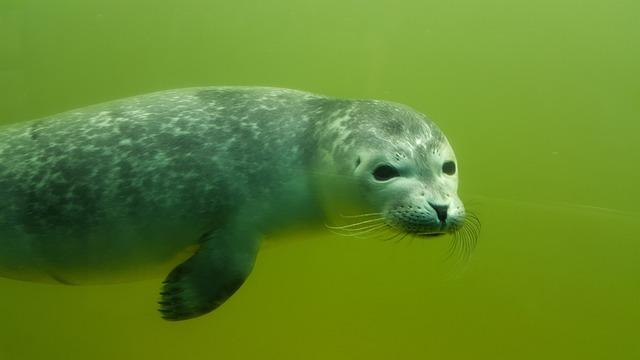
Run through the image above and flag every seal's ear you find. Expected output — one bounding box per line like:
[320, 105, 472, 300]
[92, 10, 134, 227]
[159, 229, 259, 321]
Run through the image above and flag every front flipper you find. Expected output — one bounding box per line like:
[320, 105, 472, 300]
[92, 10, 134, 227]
[159, 229, 259, 321]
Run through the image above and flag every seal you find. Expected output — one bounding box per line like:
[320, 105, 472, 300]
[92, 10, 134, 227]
[0, 87, 473, 320]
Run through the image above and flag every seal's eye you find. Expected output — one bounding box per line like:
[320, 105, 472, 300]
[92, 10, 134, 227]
[372, 164, 399, 181]
[442, 161, 456, 175]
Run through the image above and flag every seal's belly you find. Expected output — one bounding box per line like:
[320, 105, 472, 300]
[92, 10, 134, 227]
[0, 224, 201, 285]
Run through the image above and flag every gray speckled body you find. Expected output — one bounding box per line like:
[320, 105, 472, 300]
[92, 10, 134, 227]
[0, 87, 318, 282]
[0, 86, 466, 320]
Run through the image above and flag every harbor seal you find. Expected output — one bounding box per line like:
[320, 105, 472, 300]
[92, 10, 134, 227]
[0, 87, 473, 320]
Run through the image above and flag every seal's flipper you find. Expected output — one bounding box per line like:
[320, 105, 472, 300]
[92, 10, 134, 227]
[159, 229, 259, 321]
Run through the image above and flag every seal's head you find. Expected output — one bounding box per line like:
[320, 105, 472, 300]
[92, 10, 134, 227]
[316, 99, 466, 237]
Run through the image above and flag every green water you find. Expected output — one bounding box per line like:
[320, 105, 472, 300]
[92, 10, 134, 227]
[1, 0, 639, 358]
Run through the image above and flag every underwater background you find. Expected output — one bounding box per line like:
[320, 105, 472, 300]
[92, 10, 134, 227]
[1, 0, 638, 359]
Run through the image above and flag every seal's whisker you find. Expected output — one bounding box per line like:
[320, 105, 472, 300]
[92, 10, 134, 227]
[465, 225, 475, 256]
[463, 230, 472, 261]
[448, 211, 480, 263]
[445, 212, 481, 264]
[394, 233, 409, 244]
[447, 231, 461, 260]
[457, 239, 465, 260]
[367, 226, 395, 238]
[372, 223, 393, 236]
[326, 223, 386, 233]
[354, 225, 397, 240]
[339, 212, 384, 219]
[336, 224, 394, 240]
[346, 223, 389, 236]
[466, 211, 482, 230]
[387, 232, 402, 243]
[381, 231, 404, 242]
[325, 217, 385, 230]
[329, 223, 389, 237]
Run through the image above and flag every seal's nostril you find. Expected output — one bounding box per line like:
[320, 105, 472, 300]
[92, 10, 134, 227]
[428, 202, 448, 223]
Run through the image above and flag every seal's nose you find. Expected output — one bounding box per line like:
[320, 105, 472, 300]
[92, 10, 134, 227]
[428, 202, 449, 223]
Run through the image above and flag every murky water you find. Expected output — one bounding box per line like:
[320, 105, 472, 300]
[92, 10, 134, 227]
[1, 0, 638, 358]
